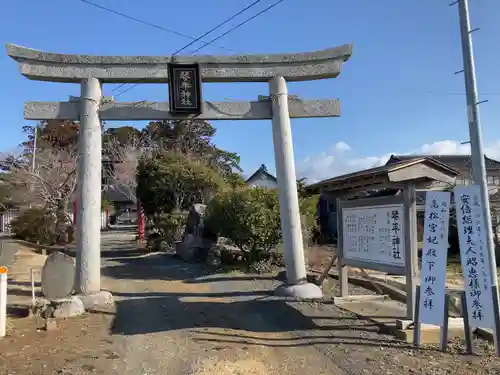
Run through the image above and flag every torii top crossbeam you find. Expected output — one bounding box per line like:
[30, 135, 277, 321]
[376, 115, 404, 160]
[6, 43, 352, 83]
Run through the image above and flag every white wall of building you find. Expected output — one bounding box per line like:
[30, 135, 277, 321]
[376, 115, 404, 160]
[247, 175, 278, 189]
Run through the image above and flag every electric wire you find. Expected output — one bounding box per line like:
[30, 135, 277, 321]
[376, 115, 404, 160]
[171, 0, 263, 56]
[76, 0, 239, 54]
[189, 0, 286, 55]
[114, 0, 287, 97]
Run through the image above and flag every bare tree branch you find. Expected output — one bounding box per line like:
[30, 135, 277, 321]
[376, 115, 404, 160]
[0, 148, 77, 216]
[104, 134, 145, 203]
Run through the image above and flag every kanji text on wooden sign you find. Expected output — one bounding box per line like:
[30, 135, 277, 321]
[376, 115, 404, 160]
[168, 63, 202, 115]
[342, 204, 405, 267]
[455, 185, 495, 330]
[418, 191, 451, 325]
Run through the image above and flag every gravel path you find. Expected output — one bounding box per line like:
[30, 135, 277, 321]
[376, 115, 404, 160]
[3, 231, 500, 374]
[101, 233, 345, 375]
[98, 232, 500, 375]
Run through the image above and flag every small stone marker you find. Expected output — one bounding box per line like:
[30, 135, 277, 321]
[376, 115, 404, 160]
[0, 242, 17, 268]
[52, 296, 85, 318]
[41, 251, 75, 300]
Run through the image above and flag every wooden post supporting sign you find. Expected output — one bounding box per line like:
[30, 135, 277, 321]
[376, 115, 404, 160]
[0, 265, 7, 338]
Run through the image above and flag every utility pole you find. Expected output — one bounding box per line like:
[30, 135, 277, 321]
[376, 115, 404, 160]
[31, 126, 37, 172]
[454, 0, 500, 355]
[29, 126, 37, 208]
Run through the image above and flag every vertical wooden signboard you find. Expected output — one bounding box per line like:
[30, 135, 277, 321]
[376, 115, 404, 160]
[455, 186, 496, 331]
[414, 191, 451, 350]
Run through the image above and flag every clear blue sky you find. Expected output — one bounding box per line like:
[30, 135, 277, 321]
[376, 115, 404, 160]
[1, 0, 499, 181]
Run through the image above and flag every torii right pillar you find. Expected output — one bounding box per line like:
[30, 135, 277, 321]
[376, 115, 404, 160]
[270, 76, 323, 299]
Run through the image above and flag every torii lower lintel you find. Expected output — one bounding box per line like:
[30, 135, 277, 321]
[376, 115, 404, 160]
[24, 98, 340, 121]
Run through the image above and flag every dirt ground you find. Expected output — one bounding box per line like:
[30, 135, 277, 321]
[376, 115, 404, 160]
[1, 314, 117, 374]
[2, 235, 500, 374]
[307, 244, 335, 271]
[4, 241, 47, 311]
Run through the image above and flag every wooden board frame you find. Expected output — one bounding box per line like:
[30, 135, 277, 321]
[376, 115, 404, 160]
[336, 184, 418, 320]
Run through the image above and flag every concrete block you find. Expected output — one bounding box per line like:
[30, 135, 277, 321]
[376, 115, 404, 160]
[274, 282, 323, 300]
[396, 319, 414, 330]
[332, 295, 389, 304]
[76, 290, 115, 313]
[52, 296, 85, 318]
[396, 318, 465, 331]
[394, 325, 465, 345]
[477, 328, 494, 342]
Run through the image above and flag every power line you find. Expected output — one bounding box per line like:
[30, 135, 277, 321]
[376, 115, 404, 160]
[75, 0, 239, 54]
[115, 0, 286, 98]
[425, 91, 500, 96]
[399, 88, 500, 97]
[189, 0, 286, 55]
[115, 84, 139, 97]
[171, 0, 263, 56]
[112, 83, 127, 92]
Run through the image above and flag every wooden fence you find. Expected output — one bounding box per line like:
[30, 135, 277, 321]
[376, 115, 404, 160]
[0, 209, 109, 234]
[0, 209, 19, 234]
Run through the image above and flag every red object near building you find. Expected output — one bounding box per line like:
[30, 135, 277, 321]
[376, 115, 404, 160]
[137, 200, 145, 242]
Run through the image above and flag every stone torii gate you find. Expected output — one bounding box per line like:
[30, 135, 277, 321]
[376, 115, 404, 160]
[6, 43, 352, 300]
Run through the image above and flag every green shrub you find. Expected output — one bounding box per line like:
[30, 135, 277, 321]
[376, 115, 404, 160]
[154, 212, 188, 244]
[136, 151, 226, 244]
[136, 151, 224, 217]
[10, 208, 59, 245]
[205, 187, 282, 264]
[299, 194, 319, 245]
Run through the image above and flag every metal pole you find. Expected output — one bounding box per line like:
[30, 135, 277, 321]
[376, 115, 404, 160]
[31, 126, 37, 172]
[457, 0, 500, 354]
[29, 126, 37, 208]
[0, 271, 7, 338]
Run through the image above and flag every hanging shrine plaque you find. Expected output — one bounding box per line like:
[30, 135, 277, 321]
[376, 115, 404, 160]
[168, 63, 202, 115]
[342, 204, 405, 267]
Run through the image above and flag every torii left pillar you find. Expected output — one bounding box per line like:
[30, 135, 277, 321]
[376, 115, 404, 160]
[270, 76, 322, 299]
[75, 77, 102, 295]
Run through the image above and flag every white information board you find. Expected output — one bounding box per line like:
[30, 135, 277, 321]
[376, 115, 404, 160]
[418, 191, 451, 326]
[455, 185, 495, 330]
[342, 204, 405, 267]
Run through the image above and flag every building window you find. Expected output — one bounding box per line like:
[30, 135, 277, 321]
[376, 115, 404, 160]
[487, 175, 495, 184]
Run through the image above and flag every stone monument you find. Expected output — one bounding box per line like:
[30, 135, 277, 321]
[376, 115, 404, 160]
[41, 251, 75, 300]
[0, 241, 16, 268]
